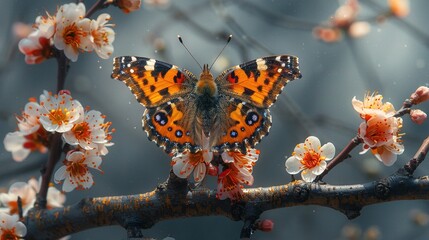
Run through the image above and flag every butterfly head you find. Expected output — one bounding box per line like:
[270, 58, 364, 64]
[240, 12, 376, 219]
[195, 64, 217, 97]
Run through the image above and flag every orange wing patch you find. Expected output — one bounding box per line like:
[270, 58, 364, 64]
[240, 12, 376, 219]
[217, 55, 301, 108]
[226, 66, 283, 107]
[128, 68, 186, 106]
[143, 100, 200, 154]
[213, 99, 272, 153]
[112, 56, 194, 108]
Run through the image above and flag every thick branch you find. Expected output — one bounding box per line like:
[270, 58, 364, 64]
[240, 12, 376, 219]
[25, 174, 429, 239]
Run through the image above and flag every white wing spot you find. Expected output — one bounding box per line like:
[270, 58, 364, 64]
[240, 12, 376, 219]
[145, 59, 156, 71]
[256, 58, 267, 71]
[131, 56, 137, 62]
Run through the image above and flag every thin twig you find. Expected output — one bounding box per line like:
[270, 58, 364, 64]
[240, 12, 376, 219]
[85, 0, 109, 18]
[36, 133, 62, 209]
[315, 136, 362, 182]
[398, 136, 429, 176]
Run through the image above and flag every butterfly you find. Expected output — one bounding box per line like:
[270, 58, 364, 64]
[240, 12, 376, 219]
[111, 55, 301, 154]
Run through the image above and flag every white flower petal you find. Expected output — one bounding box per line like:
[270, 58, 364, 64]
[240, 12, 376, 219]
[293, 143, 306, 158]
[193, 163, 206, 182]
[305, 136, 321, 151]
[54, 166, 67, 183]
[172, 154, 193, 178]
[320, 142, 335, 160]
[85, 155, 103, 170]
[311, 161, 327, 175]
[14, 221, 27, 237]
[80, 172, 94, 189]
[351, 96, 363, 114]
[62, 176, 77, 192]
[301, 169, 317, 182]
[375, 149, 397, 166]
[4, 131, 26, 151]
[62, 131, 79, 146]
[238, 169, 254, 186]
[221, 152, 234, 163]
[203, 150, 213, 163]
[285, 156, 302, 174]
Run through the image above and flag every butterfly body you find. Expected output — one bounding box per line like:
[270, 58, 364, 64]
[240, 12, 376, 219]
[112, 55, 301, 154]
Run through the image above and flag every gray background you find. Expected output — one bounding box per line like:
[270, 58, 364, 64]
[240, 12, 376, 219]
[1, 0, 429, 239]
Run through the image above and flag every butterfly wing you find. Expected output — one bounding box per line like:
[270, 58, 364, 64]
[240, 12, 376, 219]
[212, 55, 301, 153]
[111, 56, 197, 108]
[215, 55, 301, 108]
[112, 56, 201, 153]
[143, 98, 201, 154]
[212, 98, 272, 153]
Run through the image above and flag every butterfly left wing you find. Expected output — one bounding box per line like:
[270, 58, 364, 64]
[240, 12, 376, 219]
[111, 56, 197, 108]
[143, 98, 201, 154]
[112, 56, 201, 153]
[215, 55, 301, 109]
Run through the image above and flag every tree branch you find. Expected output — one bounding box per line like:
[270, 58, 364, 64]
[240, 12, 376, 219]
[25, 172, 429, 239]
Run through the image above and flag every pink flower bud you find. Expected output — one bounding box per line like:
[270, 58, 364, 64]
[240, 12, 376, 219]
[207, 163, 218, 176]
[348, 21, 371, 38]
[256, 219, 274, 232]
[410, 109, 427, 125]
[12, 22, 33, 40]
[59, 89, 71, 95]
[313, 27, 341, 43]
[410, 86, 429, 104]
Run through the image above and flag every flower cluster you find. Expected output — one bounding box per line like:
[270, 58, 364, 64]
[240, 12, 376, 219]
[313, 0, 370, 43]
[285, 136, 335, 182]
[0, 178, 66, 239]
[352, 92, 404, 166]
[170, 133, 259, 201]
[0, 178, 65, 216]
[217, 149, 259, 200]
[18, 2, 115, 63]
[3, 90, 113, 192]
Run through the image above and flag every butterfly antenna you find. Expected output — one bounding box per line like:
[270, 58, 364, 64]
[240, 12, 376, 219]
[178, 35, 203, 70]
[209, 34, 232, 70]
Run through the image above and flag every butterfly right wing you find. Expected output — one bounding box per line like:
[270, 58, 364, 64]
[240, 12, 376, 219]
[111, 56, 197, 108]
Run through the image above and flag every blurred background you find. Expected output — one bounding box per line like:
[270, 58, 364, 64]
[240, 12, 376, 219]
[1, 0, 429, 239]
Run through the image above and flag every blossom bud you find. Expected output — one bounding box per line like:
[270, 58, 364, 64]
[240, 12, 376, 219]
[255, 219, 274, 232]
[410, 86, 429, 105]
[313, 27, 341, 43]
[117, 0, 141, 13]
[12, 22, 33, 40]
[207, 163, 218, 176]
[388, 0, 409, 18]
[410, 109, 427, 125]
[348, 21, 370, 38]
[59, 89, 71, 95]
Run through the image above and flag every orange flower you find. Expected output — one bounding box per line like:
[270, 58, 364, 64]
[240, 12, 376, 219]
[358, 111, 404, 166]
[217, 149, 260, 200]
[352, 92, 395, 120]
